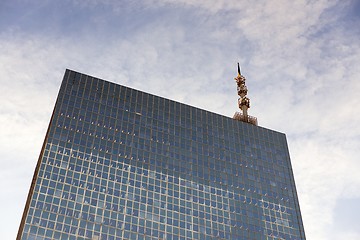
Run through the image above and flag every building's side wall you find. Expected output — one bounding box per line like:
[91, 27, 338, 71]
[17, 70, 69, 240]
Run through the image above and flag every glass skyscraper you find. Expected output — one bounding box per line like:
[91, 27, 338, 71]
[18, 69, 305, 239]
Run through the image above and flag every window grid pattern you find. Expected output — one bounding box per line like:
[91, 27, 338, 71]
[20, 70, 305, 240]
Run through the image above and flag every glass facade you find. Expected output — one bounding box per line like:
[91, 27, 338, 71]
[18, 69, 305, 240]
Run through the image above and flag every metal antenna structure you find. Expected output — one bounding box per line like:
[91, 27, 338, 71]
[233, 63, 258, 125]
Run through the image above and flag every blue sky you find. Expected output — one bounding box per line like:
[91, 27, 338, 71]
[1, 0, 360, 239]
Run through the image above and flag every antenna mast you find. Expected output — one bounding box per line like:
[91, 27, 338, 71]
[233, 63, 258, 125]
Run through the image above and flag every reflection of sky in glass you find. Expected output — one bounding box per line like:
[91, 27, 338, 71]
[19, 70, 305, 239]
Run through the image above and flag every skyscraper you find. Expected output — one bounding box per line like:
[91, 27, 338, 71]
[18, 69, 305, 239]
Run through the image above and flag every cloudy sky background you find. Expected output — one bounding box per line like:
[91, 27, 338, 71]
[1, 0, 360, 239]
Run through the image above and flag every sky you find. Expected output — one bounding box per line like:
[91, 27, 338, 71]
[1, 0, 360, 239]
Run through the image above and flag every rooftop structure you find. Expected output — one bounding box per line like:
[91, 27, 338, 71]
[233, 63, 258, 126]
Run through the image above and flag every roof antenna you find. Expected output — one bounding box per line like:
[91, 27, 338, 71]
[233, 63, 258, 125]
